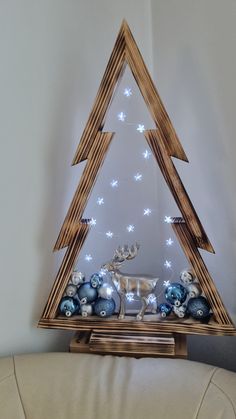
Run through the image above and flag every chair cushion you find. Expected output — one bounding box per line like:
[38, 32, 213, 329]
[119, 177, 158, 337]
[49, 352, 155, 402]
[0, 352, 236, 419]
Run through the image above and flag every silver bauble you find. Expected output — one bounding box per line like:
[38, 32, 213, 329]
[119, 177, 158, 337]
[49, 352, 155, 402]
[186, 283, 201, 298]
[98, 283, 114, 299]
[180, 269, 196, 285]
[65, 284, 77, 297]
[71, 271, 85, 286]
[81, 304, 93, 317]
[173, 304, 187, 318]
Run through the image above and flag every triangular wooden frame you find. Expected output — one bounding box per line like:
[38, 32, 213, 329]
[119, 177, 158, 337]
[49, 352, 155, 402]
[39, 20, 236, 336]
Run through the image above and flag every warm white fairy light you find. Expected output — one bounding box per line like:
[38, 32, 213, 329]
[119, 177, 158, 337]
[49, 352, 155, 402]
[97, 197, 104, 205]
[137, 124, 145, 133]
[117, 111, 126, 121]
[164, 215, 173, 224]
[144, 208, 152, 216]
[85, 254, 92, 262]
[89, 218, 97, 226]
[163, 280, 171, 287]
[110, 179, 118, 188]
[142, 149, 151, 159]
[124, 88, 132, 97]
[166, 238, 174, 246]
[134, 173, 142, 181]
[127, 224, 135, 232]
[106, 231, 114, 238]
[126, 292, 135, 302]
[164, 260, 172, 269]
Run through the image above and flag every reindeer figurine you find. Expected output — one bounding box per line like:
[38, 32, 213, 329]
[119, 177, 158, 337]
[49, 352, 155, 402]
[102, 243, 159, 320]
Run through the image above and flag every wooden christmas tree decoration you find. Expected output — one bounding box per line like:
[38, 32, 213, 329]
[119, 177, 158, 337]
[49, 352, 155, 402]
[38, 20, 236, 356]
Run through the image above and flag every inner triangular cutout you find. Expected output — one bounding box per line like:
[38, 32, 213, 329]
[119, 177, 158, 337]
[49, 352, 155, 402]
[39, 20, 236, 337]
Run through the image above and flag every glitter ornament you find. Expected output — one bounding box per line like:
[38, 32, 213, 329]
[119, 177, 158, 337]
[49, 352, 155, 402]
[71, 271, 85, 286]
[65, 284, 77, 297]
[77, 282, 98, 304]
[59, 297, 79, 317]
[159, 303, 172, 318]
[187, 296, 211, 320]
[94, 298, 116, 318]
[165, 283, 187, 307]
[90, 273, 103, 289]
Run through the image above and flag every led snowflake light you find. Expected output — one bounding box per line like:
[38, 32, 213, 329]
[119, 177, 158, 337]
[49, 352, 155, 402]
[137, 124, 145, 133]
[144, 208, 152, 216]
[126, 292, 135, 302]
[124, 88, 132, 97]
[97, 197, 104, 205]
[106, 231, 114, 238]
[117, 111, 126, 122]
[134, 173, 142, 181]
[147, 294, 157, 304]
[85, 254, 92, 262]
[110, 179, 118, 188]
[163, 280, 171, 287]
[142, 149, 151, 159]
[164, 215, 173, 224]
[166, 238, 174, 246]
[164, 260, 172, 269]
[127, 224, 135, 232]
[99, 268, 107, 276]
[89, 218, 96, 226]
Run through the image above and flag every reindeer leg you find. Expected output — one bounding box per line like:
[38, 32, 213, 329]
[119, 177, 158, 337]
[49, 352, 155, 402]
[136, 297, 148, 320]
[118, 292, 126, 319]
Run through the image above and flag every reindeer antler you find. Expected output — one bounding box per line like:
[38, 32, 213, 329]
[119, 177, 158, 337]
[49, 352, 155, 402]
[113, 243, 140, 262]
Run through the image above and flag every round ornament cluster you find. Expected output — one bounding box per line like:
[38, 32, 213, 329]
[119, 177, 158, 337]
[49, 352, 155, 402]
[58, 270, 116, 319]
[158, 268, 212, 321]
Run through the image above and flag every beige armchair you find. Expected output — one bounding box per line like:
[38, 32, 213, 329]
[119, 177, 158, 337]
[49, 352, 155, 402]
[1, 353, 236, 419]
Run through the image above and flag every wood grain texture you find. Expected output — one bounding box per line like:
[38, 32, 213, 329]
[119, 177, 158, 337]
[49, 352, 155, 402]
[54, 132, 113, 251]
[42, 222, 89, 319]
[38, 316, 236, 336]
[124, 21, 187, 162]
[69, 330, 187, 358]
[145, 129, 214, 253]
[38, 19, 236, 340]
[172, 218, 232, 325]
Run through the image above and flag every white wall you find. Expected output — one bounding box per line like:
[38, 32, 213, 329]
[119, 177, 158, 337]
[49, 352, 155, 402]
[1, 0, 236, 372]
[0, 0, 153, 356]
[151, 0, 236, 371]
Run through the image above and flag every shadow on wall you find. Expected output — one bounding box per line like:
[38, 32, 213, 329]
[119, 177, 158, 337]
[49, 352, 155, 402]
[163, 47, 236, 371]
[32, 51, 91, 350]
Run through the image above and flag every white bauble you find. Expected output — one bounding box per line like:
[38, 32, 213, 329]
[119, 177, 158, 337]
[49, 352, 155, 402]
[187, 283, 202, 298]
[98, 283, 113, 299]
[180, 269, 195, 285]
[81, 304, 93, 317]
[173, 305, 187, 318]
[71, 271, 85, 286]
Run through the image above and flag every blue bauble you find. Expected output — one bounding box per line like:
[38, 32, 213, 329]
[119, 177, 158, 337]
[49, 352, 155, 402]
[165, 283, 187, 306]
[187, 296, 211, 319]
[90, 272, 103, 289]
[94, 298, 116, 318]
[159, 303, 172, 318]
[59, 297, 79, 317]
[77, 282, 98, 304]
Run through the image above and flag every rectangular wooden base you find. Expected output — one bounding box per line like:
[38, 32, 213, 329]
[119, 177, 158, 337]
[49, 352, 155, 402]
[70, 330, 187, 358]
